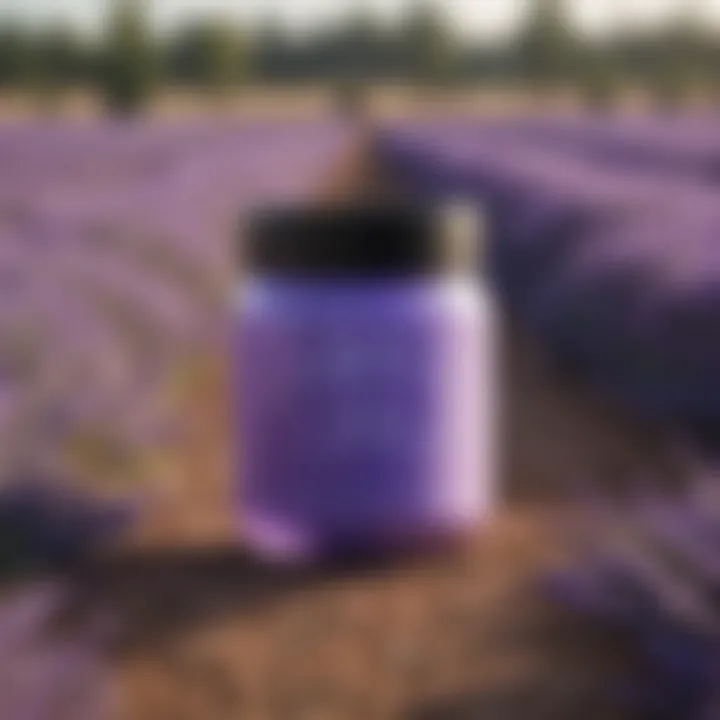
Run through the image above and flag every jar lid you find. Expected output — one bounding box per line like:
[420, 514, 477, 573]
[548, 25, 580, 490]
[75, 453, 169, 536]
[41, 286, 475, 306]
[241, 202, 481, 278]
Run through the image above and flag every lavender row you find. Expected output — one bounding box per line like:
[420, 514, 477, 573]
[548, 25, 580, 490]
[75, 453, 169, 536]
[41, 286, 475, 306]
[491, 115, 720, 184]
[377, 122, 720, 433]
[0, 580, 115, 719]
[405, 115, 720, 185]
[0, 121, 352, 481]
[545, 478, 720, 719]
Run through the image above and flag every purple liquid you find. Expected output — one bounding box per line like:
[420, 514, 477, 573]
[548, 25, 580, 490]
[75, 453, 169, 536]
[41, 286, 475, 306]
[236, 279, 493, 562]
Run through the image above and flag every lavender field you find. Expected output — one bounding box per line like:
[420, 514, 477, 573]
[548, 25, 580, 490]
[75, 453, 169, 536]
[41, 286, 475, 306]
[0, 118, 358, 718]
[5, 114, 720, 508]
[379, 116, 720, 447]
[0, 120, 351, 483]
[2, 114, 720, 719]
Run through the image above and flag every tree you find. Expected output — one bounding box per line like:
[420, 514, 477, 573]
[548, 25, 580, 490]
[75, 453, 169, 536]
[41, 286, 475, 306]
[517, 0, 577, 89]
[579, 41, 621, 112]
[343, 8, 386, 78]
[168, 21, 250, 92]
[0, 25, 33, 88]
[252, 16, 290, 81]
[33, 25, 86, 111]
[401, 1, 457, 85]
[100, 0, 159, 116]
[649, 5, 707, 112]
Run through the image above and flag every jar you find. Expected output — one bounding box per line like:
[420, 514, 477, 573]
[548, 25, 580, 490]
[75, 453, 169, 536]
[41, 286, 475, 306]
[235, 203, 495, 562]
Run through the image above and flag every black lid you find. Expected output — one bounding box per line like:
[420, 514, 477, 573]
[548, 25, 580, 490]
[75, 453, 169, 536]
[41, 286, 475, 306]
[242, 203, 478, 278]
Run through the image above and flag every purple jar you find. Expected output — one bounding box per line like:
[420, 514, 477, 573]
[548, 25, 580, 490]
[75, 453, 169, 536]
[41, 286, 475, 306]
[236, 204, 494, 562]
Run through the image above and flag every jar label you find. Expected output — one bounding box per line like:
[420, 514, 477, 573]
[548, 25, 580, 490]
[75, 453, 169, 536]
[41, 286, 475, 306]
[237, 299, 490, 542]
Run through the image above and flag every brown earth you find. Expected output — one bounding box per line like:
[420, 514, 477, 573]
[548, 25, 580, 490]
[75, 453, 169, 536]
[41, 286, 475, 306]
[30, 134, 692, 719]
[2, 85, 715, 122]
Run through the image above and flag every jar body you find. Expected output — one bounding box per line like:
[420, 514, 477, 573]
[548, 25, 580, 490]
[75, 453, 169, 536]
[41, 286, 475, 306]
[235, 278, 494, 561]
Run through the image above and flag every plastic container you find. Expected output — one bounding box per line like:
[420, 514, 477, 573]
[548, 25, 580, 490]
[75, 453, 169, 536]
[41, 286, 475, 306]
[235, 203, 495, 562]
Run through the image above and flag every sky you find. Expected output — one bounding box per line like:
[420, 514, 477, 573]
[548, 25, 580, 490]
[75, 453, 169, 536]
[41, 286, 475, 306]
[3, 0, 720, 41]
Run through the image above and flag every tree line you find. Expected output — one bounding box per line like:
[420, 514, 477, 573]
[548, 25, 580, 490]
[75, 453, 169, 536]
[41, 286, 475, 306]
[0, 0, 719, 114]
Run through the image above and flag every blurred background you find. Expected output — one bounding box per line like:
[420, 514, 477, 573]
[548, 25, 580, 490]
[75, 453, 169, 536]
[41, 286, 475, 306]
[0, 0, 720, 117]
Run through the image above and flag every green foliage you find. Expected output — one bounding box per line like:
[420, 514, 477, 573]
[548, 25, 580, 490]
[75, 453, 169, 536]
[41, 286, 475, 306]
[650, 41, 692, 112]
[402, 1, 458, 85]
[0, 25, 34, 87]
[338, 9, 385, 80]
[167, 21, 250, 91]
[650, 12, 710, 112]
[580, 44, 620, 112]
[32, 25, 86, 112]
[518, 0, 578, 87]
[251, 18, 291, 81]
[100, 1, 159, 116]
